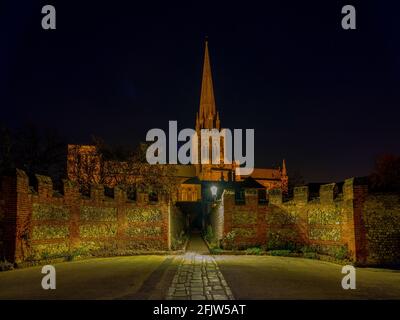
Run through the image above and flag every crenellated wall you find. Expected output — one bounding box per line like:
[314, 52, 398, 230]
[222, 189, 267, 248]
[0, 169, 186, 264]
[2, 169, 399, 267]
[213, 178, 400, 266]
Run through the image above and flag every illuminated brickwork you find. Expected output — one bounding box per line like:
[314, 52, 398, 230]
[0, 169, 185, 264]
[209, 178, 400, 266]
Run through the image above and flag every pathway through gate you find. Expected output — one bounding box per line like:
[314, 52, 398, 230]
[166, 233, 234, 300]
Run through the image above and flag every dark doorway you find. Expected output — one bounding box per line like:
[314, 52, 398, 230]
[176, 201, 204, 233]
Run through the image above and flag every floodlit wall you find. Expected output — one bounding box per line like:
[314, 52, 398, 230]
[0, 169, 184, 263]
[211, 178, 400, 266]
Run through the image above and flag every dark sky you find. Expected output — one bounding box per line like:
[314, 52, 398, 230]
[1, 0, 399, 182]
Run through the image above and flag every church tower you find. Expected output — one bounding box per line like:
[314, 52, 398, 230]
[195, 40, 220, 131]
[195, 40, 230, 181]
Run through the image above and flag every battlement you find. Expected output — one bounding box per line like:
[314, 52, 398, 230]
[0, 168, 182, 264]
[214, 176, 400, 266]
[1, 169, 168, 205]
[269, 178, 368, 206]
[220, 178, 368, 207]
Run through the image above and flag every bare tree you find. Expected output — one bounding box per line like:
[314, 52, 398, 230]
[0, 124, 66, 186]
[369, 154, 400, 192]
[68, 139, 178, 199]
[0, 124, 13, 176]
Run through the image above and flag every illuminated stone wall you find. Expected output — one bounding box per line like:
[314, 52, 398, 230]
[221, 189, 267, 249]
[362, 194, 400, 266]
[169, 205, 187, 250]
[208, 200, 224, 246]
[0, 169, 180, 263]
[216, 178, 400, 266]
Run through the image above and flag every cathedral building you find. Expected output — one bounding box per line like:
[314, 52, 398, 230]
[174, 40, 288, 198]
[67, 41, 288, 202]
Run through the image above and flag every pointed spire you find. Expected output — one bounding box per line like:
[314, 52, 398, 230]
[199, 39, 216, 127]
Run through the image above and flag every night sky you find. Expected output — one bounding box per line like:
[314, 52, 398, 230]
[1, 1, 399, 182]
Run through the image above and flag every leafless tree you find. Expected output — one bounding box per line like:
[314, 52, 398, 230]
[369, 154, 400, 192]
[68, 139, 178, 198]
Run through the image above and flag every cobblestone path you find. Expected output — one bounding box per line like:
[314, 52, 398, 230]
[166, 233, 234, 300]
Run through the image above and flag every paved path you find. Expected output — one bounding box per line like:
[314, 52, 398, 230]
[166, 233, 234, 300]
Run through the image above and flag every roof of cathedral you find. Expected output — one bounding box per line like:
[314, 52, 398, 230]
[239, 177, 266, 189]
[249, 168, 282, 180]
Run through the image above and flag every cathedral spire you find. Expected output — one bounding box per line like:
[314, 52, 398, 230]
[199, 39, 217, 128]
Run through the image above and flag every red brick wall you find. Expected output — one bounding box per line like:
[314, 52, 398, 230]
[361, 193, 400, 266]
[1, 169, 173, 263]
[222, 189, 267, 248]
[216, 178, 387, 264]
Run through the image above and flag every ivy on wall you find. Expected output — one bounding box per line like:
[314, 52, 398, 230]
[232, 210, 257, 225]
[126, 207, 162, 223]
[78, 240, 117, 253]
[232, 227, 256, 238]
[309, 227, 341, 241]
[31, 225, 69, 240]
[80, 206, 117, 221]
[125, 239, 166, 251]
[308, 205, 341, 224]
[267, 206, 298, 224]
[126, 226, 162, 237]
[30, 242, 69, 260]
[32, 203, 70, 220]
[267, 229, 300, 250]
[79, 223, 118, 238]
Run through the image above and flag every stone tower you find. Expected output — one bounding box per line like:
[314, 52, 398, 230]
[195, 40, 220, 131]
[195, 40, 231, 181]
